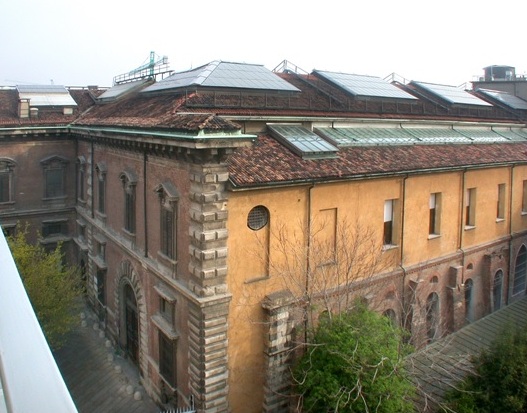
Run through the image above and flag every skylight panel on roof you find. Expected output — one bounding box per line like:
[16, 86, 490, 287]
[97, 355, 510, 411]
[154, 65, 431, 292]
[477, 89, 527, 110]
[142, 61, 299, 93]
[17, 85, 77, 107]
[313, 70, 418, 101]
[454, 127, 510, 142]
[402, 127, 469, 143]
[268, 125, 338, 159]
[98, 79, 150, 102]
[412, 82, 492, 107]
[316, 127, 417, 146]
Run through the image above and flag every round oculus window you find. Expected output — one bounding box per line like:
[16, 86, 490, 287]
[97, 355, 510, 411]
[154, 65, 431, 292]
[247, 205, 269, 230]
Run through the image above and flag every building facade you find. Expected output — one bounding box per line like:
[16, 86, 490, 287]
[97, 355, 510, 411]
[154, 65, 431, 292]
[2, 63, 527, 412]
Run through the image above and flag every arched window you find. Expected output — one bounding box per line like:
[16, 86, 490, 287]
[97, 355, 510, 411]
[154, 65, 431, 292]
[426, 292, 439, 343]
[493, 270, 503, 311]
[120, 171, 137, 234]
[383, 309, 397, 325]
[464, 279, 473, 322]
[513, 245, 527, 295]
[155, 182, 179, 261]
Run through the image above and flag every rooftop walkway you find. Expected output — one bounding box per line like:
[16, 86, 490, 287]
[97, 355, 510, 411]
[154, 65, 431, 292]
[54, 306, 160, 413]
[408, 296, 527, 412]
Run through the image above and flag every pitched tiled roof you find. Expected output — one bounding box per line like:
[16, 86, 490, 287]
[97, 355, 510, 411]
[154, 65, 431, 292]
[408, 297, 527, 412]
[74, 93, 240, 132]
[0, 88, 96, 128]
[228, 135, 527, 188]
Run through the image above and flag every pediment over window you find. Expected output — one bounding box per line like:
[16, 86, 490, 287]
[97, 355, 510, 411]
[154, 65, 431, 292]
[0, 158, 16, 171]
[119, 170, 138, 185]
[95, 162, 107, 174]
[154, 182, 179, 201]
[40, 155, 69, 166]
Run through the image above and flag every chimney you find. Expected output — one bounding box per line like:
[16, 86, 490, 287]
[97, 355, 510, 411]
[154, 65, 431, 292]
[18, 99, 30, 118]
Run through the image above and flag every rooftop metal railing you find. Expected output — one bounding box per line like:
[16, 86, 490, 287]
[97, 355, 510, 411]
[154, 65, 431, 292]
[0, 230, 78, 413]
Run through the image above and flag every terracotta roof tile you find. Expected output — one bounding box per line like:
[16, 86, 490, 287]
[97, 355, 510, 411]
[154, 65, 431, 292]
[74, 93, 240, 132]
[228, 135, 527, 187]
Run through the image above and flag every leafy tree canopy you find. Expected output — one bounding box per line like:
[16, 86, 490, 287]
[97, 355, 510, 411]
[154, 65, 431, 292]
[442, 326, 527, 413]
[7, 226, 81, 349]
[294, 303, 415, 413]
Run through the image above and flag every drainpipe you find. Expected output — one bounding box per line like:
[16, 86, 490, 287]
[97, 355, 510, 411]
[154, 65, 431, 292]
[143, 150, 148, 258]
[305, 182, 315, 343]
[507, 164, 516, 305]
[458, 169, 468, 273]
[400, 174, 408, 327]
[90, 135, 95, 220]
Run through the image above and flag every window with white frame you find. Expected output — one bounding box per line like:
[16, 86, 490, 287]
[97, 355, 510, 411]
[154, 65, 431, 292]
[465, 188, 476, 228]
[429, 193, 441, 236]
[383, 199, 396, 246]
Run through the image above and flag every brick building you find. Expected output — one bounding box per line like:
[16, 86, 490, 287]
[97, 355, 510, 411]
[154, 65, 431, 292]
[2, 61, 527, 412]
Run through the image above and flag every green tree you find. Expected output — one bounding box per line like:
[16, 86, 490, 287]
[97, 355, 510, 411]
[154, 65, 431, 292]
[442, 326, 527, 413]
[293, 302, 415, 413]
[7, 227, 81, 349]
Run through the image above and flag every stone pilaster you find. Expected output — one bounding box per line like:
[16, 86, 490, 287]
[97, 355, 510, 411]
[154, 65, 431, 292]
[262, 290, 295, 413]
[187, 163, 231, 412]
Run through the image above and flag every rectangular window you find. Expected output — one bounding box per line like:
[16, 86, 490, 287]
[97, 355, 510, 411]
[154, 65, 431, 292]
[383, 199, 394, 246]
[429, 193, 441, 235]
[124, 189, 136, 233]
[45, 168, 64, 198]
[78, 168, 85, 201]
[96, 269, 106, 306]
[465, 188, 476, 227]
[317, 208, 337, 264]
[98, 177, 106, 214]
[160, 298, 175, 325]
[497, 183, 506, 220]
[159, 331, 176, 386]
[42, 220, 67, 237]
[161, 207, 175, 259]
[523, 180, 527, 213]
[0, 172, 11, 203]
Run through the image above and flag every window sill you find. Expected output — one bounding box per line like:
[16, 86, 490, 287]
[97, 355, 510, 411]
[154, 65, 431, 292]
[152, 314, 179, 340]
[522, 211, 527, 216]
[496, 218, 505, 223]
[42, 195, 67, 201]
[158, 251, 177, 267]
[245, 275, 269, 284]
[428, 234, 441, 240]
[464, 225, 476, 231]
[382, 244, 398, 252]
[0, 201, 15, 206]
[40, 234, 71, 244]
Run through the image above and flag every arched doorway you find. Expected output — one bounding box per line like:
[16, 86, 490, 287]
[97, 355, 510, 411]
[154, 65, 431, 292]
[426, 292, 439, 343]
[464, 279, 473, 322]
[124, 284, 139, 364]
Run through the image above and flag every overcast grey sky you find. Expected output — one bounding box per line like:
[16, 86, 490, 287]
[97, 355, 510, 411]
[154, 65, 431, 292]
[1, 0, 526, 88]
